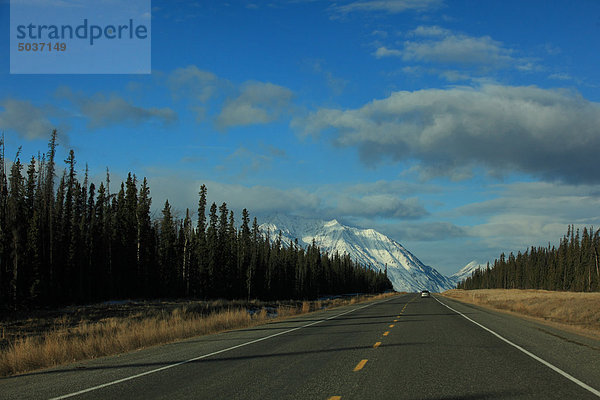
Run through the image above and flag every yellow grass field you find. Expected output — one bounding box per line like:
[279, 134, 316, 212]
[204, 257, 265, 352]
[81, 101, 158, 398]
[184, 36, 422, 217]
[442, 289, 600, 339]
[0, 293, 396, 377]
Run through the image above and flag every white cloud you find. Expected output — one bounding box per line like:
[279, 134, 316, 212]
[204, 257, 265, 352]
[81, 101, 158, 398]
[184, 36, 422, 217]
[293, 84, 600, 183]
[337, 194, 428, 218]
[216, 81, 293, 129]
[377, 221, 468, 241]
[373, 46, 403, 58]
[402, 31, 513, 65]
[168, 65, 222, 103]
[371, 30, 388, 38]
[454, 181, 600, 252]
[375, 26, 534, 73]
[144, 171, 433, 228]
[457, 182, 600, 221]
[438, 70, 471, 82]
[56, 87, 177, 129]
[84, 96, 176, 129]
[549, 72, 573, 81]
[341, 179, 442, 196]
[0, 99, 55, 139]
[146, 176, 322, 219]
[222, 147, 273, 176]
[166, 66, 295, 127]
[334, 0, 444, 15]
[400, 65, 424, 76]
[410, 25, 450, 37]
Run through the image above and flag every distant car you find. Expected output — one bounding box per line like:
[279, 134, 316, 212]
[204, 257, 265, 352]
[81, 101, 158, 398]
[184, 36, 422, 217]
[420, 290, 430, 298]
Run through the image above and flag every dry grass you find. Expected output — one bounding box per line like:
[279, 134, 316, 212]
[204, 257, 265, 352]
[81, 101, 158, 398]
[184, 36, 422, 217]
[442, 289, 600, 339]
[0, 308, 259, 377]
[0, 292, 398, 377]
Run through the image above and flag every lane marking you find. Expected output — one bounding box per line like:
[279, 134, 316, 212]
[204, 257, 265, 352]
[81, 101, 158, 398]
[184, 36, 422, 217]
[327, 396, 342, 400]
[353, 359, 368, 371]
[49, 296, 401, 400]
[389, 324, 395, 328]
[373, 342, 381, 348]
[434, 296, 600, 398]
[393, 319, 398, 322]
[383, 331, 389, 336]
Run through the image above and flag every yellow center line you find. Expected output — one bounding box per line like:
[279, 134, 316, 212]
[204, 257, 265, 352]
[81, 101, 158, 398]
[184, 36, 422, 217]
[373, 341, 381, 348]
[327, 397, 342, 400]
[353, 359, 368, 371]
[383, 331, 389, 336]
[393, 319, 398, 322]
[389, 324, 395, 328]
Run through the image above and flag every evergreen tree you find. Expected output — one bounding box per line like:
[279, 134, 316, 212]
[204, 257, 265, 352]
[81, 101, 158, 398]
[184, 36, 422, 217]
[0, 134, 7, 306]
[158, 200, 177, 296]
[182, 208, 193, 296]
[194, 185, 208, 297]
[206, 202, 218, 297]
[123, 173, 138, 296]
[7, 152, 26, 307]
[459, 225, 600, 292]
[0, 132, 394, 307]
[137, 178, 153, 297]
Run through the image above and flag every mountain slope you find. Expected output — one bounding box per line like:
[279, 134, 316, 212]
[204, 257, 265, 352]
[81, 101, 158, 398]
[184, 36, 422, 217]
[449, 261, 485, 285]
[259, 215, 454, 292]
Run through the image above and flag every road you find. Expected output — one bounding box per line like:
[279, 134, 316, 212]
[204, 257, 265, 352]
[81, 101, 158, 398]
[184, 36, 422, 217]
[1, 293, 599, 399]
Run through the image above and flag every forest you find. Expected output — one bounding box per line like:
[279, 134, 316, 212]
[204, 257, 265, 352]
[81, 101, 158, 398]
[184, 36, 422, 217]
[0, 131, 392, 309]
[458, 225, 600, 292]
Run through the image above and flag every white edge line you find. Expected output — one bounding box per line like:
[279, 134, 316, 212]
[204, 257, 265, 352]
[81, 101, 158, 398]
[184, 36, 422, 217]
[49, 295, 398, 400]
[433, 295, 600, 398]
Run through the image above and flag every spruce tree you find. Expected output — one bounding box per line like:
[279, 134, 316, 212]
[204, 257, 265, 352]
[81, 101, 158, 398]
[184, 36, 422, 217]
[0, 134, 7, 306]
[195, 185, 208, 296]
[182, 208, 193, 296]
[159, 200, 176, 296]
[7, 152, 26, 307]
[137, 178, 153, 297]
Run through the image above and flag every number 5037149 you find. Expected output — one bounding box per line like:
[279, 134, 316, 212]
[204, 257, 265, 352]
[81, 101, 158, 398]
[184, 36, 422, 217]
[17, 42, 67, 52]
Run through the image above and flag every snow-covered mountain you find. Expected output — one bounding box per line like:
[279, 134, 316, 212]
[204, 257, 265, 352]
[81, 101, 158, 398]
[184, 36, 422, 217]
[449, 261, 486, 285]
[259, 215, 454, 292]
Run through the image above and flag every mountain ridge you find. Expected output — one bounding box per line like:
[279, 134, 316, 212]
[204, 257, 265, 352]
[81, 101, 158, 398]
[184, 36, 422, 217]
[259, 214, 454, 292]
[449, 261, 486, 285]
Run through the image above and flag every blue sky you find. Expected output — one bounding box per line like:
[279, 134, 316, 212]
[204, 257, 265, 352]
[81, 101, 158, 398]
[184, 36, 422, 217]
[2, 0, 600, 275]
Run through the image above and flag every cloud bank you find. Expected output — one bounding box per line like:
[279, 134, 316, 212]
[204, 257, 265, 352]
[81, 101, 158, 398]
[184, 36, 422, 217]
[295, 84, 600, 183]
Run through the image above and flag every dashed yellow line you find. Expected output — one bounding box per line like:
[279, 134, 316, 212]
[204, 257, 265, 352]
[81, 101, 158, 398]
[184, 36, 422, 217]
[373, 341, 381, 348]
[389, 324, 395, 328]
[393, 319, 398, 322]
[353, 359, 368, 371]
[383, 331, 389, 336]
[327, 397, 342, 400]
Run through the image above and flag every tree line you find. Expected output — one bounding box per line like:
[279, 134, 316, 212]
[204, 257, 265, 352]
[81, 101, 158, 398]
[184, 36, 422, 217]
[458, 225, 600, 291]
[0, 131, 392, 309]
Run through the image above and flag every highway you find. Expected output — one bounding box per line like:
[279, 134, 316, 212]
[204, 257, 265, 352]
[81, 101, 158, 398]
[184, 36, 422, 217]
[1, 293, 599, 399]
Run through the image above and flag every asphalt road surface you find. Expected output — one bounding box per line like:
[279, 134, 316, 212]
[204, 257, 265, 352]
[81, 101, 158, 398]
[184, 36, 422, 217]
[1, 293, 599, 400]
